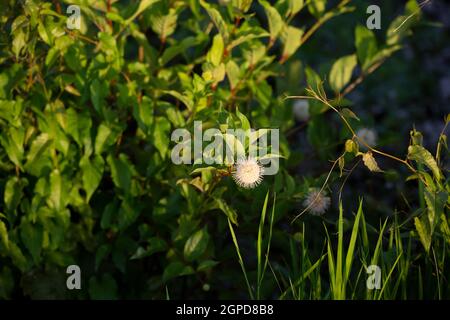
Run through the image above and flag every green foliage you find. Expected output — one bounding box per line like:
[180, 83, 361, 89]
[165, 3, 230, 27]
[0, 0, 448, 300]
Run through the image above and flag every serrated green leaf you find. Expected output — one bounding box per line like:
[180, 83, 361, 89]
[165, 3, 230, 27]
[407, 145, 442, 181]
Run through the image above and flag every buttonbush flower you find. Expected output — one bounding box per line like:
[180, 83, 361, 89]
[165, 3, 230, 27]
[303, 188, 331, 215]
[293, 99, 310, 122]
[356, 128, 377, 150]
[232, 157, 264, 189]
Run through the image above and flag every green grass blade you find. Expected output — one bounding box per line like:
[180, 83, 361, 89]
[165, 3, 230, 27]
[336, 202, 344, 299]
[228, 218, 255, 299]
[325, 224, 337, 298]
[262, 193, 276, 291]
[345, 200, 363, 282]
[377, 251, 403, 300]
[256, 191, 270, 299]
[279, 253, 326, 299]
[371, 218, 389, 266]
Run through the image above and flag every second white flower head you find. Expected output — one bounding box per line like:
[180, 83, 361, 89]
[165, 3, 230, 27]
[356, 127, 377, 150]
[233, 157, 264, 189]
[303, 188, 331, 215]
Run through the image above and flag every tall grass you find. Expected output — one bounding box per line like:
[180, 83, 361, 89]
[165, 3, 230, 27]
[228, 191, 276, 299]
[229, 193, 448, 300]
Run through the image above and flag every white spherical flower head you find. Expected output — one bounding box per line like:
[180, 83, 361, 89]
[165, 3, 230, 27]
[293, 99, 310, 122]
[303, 189, 331, 216]
[356, 128, 377, 150]
[232, 157, 264, 189]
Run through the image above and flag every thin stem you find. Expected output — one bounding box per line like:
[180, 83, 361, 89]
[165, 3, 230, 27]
[341, 58, 386, 97]
[300, 0, 352, 47]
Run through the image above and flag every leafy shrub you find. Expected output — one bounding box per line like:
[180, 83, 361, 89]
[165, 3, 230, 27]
[0, 0, 448, 299]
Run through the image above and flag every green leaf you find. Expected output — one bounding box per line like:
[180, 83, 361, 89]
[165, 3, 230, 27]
[153, 117, 171, 158]
[424, 189, 447, 233]
[226, 60, 240, 90]
[341, 108, 360, 121]
[48, 169, 68, 211]
[233, 0, 253, 13]
[4, 177, 26, 213]
[163, 261, 195, 282]
[259, 1, 284, 44]
[133, 96, 154, 134]
[12, 27, 27, 58]
[20, 222, 43, 264]
[37, 20, 52, 45]
[308, 0, 326, 18]
[197, 260, 219, 271]
[0, 221, 9, 250]
[150, 9, 178, 40]
[281, 26, 303, 62]
[80, 155, 104, 201]
[329, 54, 357, 92]
[236, 107, 251, 131]
[355, 25, 378, 71]
[407, 145, 442, 181]
[65, 108, 93, 150]
[202, 62, 226, 83]
[95, 123, 120, 155]
[162, 90, 194, 111]
[125, 0, 160, 25]
[8, 242, 27, 272]
[24, 133, 52, 176]
[214, 198, 238, 225]
[88, 274, 118, 300]
[130, 237, 168, 259]
[95, 244, 111, 271]
[287, 0, 304, 17]
[107, 154, 133, 191]
[184, 228, 210, 261]
[160, 36, 202, 66]
[118, 198, 142, 231]
[414, 216, 431, 253]
[90, 79, 108, 114]
[200, 0, 230, 44]
[206, 34, 224, 66]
